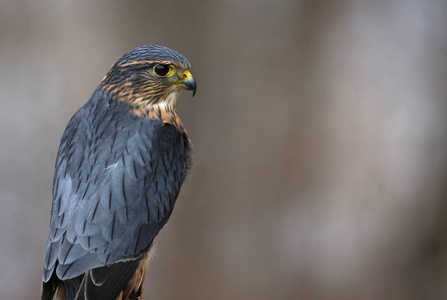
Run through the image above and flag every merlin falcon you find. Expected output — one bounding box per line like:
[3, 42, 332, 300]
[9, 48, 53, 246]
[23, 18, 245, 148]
[41, 45, 196, 300]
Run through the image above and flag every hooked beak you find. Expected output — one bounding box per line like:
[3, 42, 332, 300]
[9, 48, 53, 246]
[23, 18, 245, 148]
[178, 70, 197, 96]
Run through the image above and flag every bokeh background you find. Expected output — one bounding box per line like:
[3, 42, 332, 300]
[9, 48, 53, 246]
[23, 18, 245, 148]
[1, 1, 447, 299]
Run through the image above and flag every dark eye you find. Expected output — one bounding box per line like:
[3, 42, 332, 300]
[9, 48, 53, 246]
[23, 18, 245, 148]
[154, 64, 172, 77]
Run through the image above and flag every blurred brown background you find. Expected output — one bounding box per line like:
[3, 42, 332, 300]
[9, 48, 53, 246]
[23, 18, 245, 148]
[1, 1, 447, 299]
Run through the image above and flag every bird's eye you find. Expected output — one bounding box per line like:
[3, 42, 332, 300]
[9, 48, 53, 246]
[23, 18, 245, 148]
[154, 64, 174, 77]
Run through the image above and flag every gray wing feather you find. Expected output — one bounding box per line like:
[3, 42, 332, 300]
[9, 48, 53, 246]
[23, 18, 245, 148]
[43, 98, 186, 282]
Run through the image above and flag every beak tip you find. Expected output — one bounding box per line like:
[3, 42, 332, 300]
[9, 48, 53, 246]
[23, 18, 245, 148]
[180, 72, 197, 97]
[187, 77, 197, 97]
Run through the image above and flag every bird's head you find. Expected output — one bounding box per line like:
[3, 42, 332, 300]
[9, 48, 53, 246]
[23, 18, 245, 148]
[100, 45, 196, 109]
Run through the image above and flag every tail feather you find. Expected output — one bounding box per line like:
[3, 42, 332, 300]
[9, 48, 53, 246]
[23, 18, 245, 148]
[76, 260, 140, 300]
[41, 272, 58, 300]
[41, 272, 82, 300]
[42, 254, 152, 299]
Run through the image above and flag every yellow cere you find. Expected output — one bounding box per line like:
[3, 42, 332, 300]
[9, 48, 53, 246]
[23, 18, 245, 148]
[182, 70, 192, 80]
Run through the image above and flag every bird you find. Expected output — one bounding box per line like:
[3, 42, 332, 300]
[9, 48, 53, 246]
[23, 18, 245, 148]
[41, 45, 197, 300]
